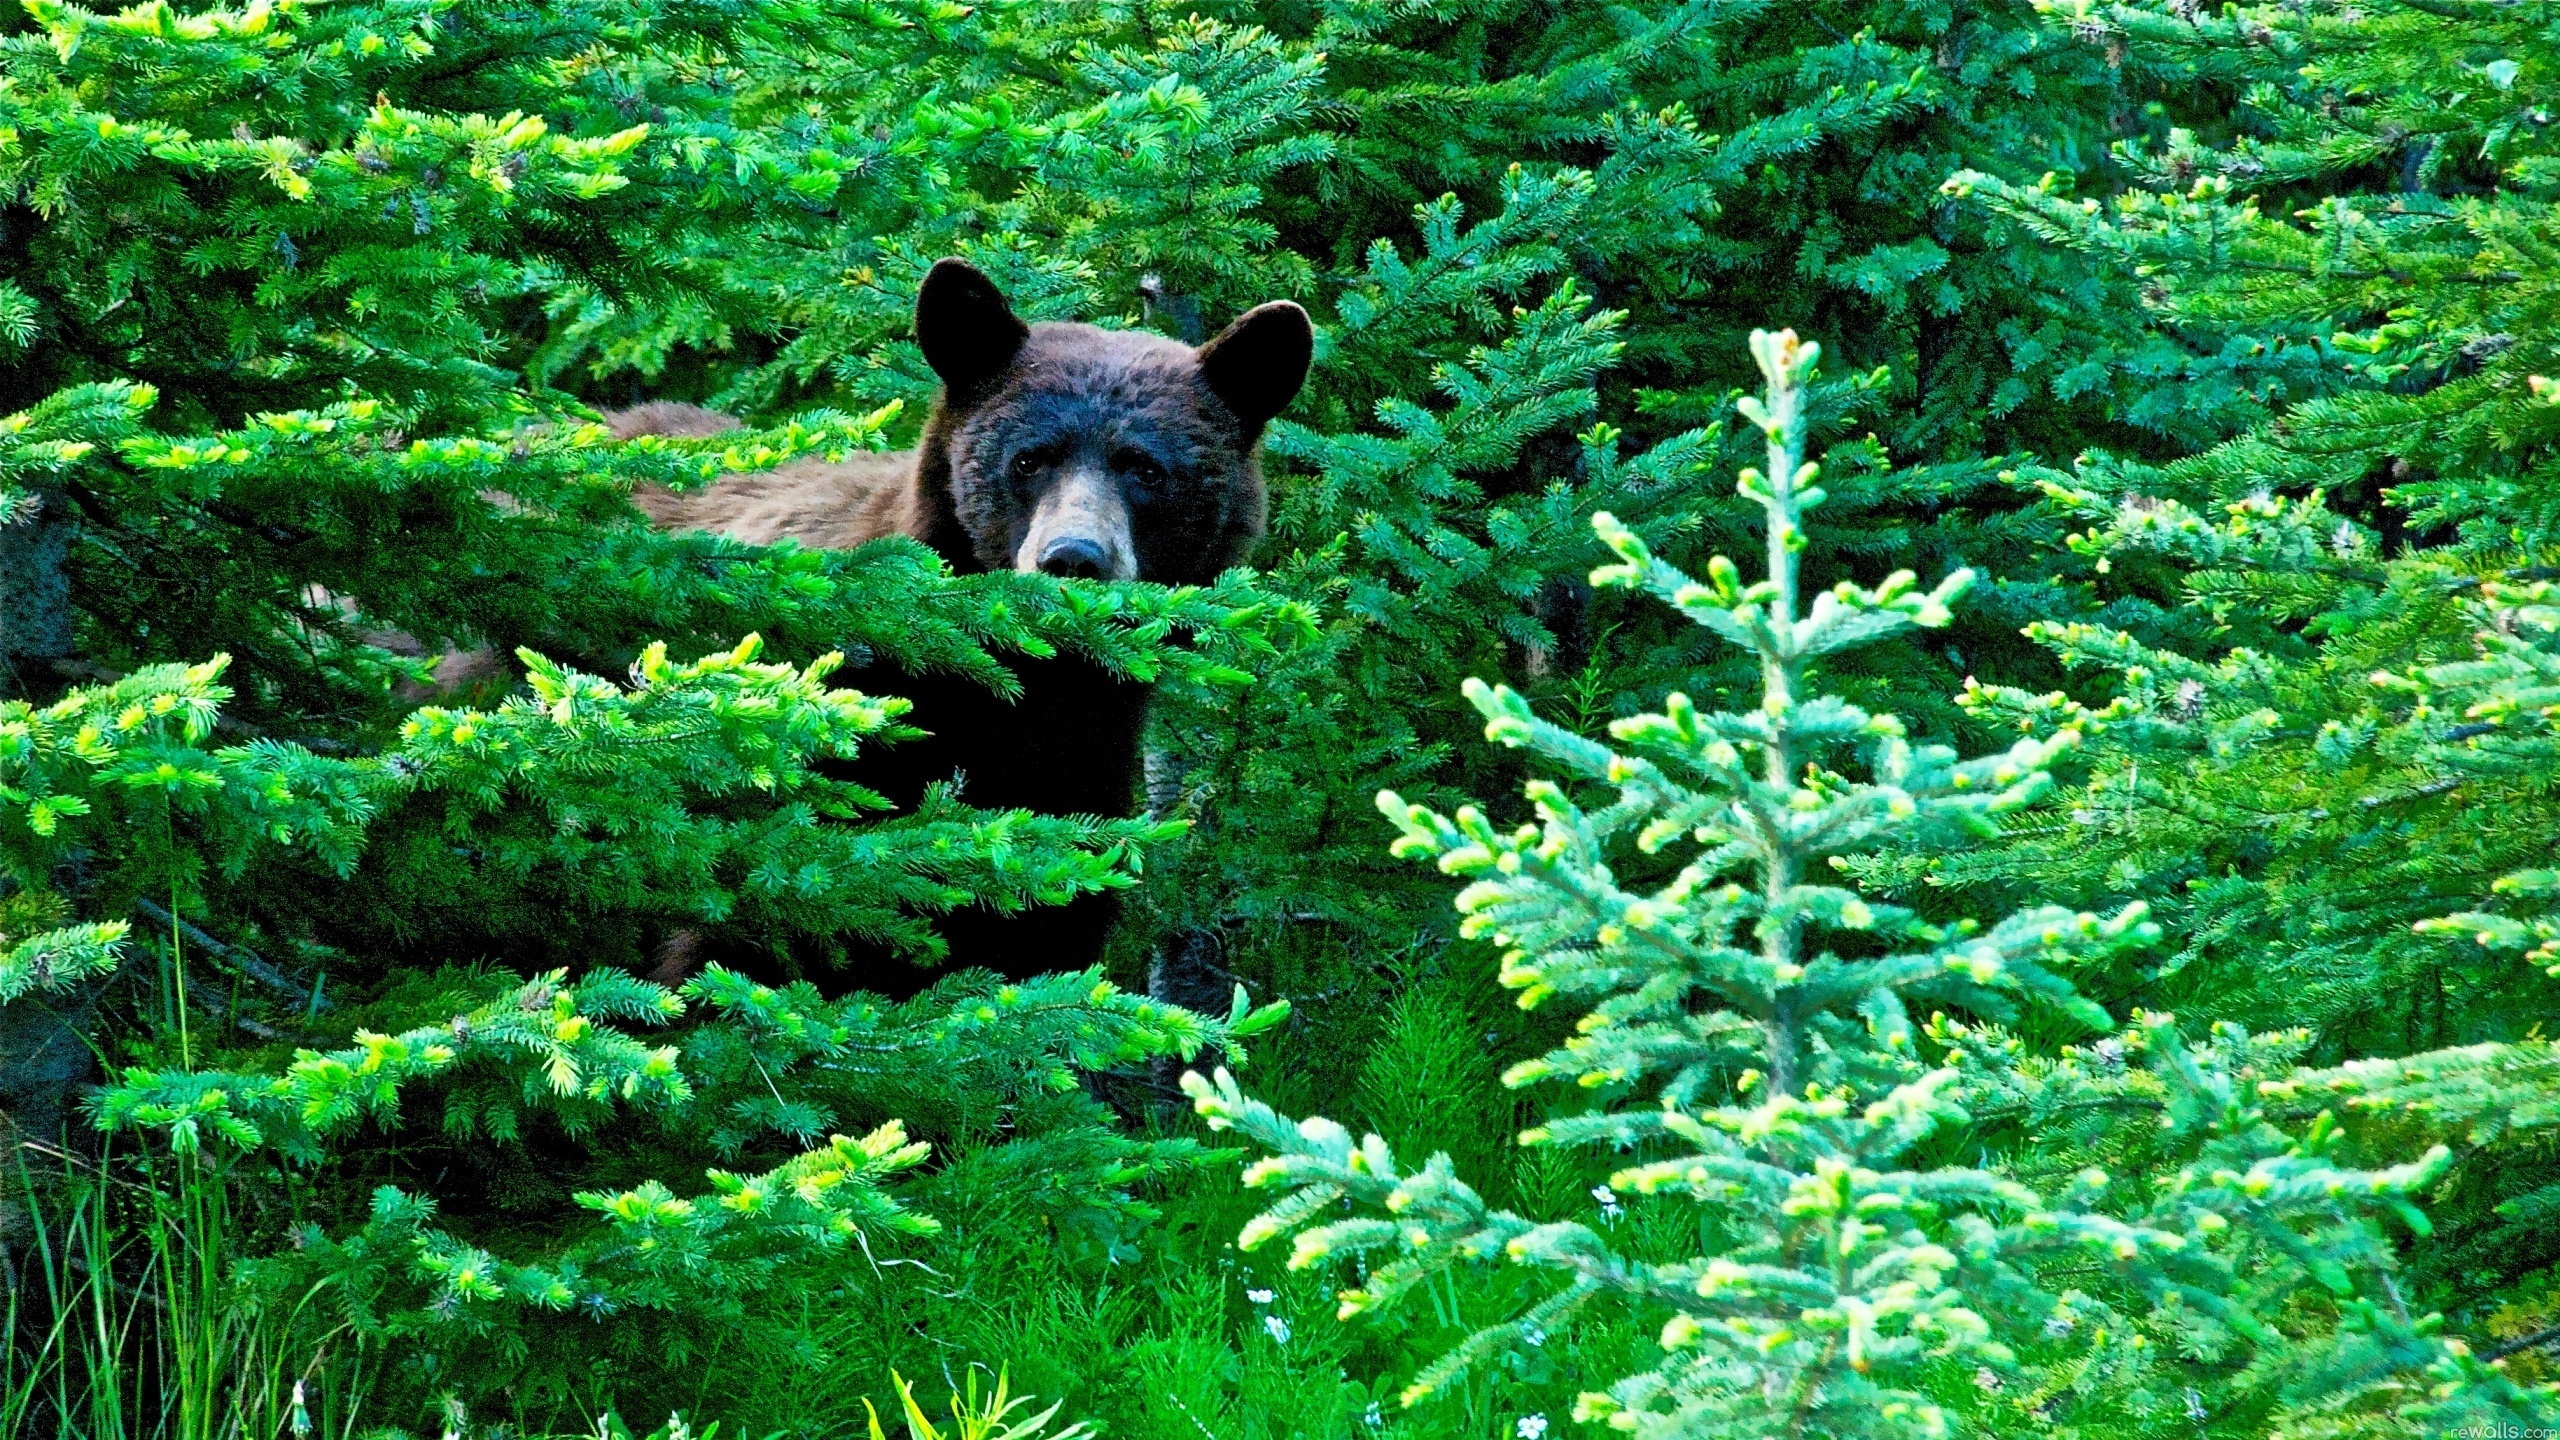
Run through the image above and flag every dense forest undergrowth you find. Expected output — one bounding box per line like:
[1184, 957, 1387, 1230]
[1, 1, 2557, 1437]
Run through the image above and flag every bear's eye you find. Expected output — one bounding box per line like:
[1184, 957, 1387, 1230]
[1114, 448, 1169, 494]
[1006, 451, 1049, 487]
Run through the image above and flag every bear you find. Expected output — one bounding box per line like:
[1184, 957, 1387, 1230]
[619, 259, 1312, 991]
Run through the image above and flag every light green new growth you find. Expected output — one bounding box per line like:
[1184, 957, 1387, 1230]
[0, 921, 129, 1002]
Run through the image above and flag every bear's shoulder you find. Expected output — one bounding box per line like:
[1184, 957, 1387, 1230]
[604, 401, 744, 440]
[604, 404, 923, 551]
[632, 450, 919, 551]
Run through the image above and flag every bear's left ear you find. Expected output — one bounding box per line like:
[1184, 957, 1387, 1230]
[1198, 301, 1313, 440]
[916, 258, 1031, 396]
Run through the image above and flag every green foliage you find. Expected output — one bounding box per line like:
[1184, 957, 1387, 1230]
[863, 1365, 1093, 1440]
[11, 0, 2560, 1433]
[1187, 333, 2553, 1436]
[0, 1, 1293, 1430]
[0, 919, 128, 1001]
[1927, 0, 2560, 1368]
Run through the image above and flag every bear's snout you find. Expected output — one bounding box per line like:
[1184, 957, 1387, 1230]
[1015, 467, 1137, 581]
[1038, 537, 1111, 579]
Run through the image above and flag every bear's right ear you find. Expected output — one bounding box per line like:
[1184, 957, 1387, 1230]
[916, 258, 1030, 395]
[1197, 300, 1314, 441]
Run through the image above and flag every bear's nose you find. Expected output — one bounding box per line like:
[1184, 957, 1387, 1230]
[1037, 537, 1112, 580]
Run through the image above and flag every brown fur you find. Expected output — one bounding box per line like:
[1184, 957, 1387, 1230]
[634, 448, 916, 552]
[609, 313, 1280, 586]
[603, 401, 744, 441]
[614, 404, 924, 553]
[917, 321, 1272, 583]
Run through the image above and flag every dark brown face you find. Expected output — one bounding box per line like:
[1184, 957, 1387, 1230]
[912, 259, 1313, 587]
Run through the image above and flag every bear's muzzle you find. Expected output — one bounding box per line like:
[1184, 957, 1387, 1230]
[1017, 466, 1137, 580]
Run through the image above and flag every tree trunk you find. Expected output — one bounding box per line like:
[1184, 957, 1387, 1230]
[0, 486, 94, 1156]
[0, 486, 73, 696]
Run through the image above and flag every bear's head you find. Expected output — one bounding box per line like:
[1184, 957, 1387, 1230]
[910, 259, 1313, 587]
